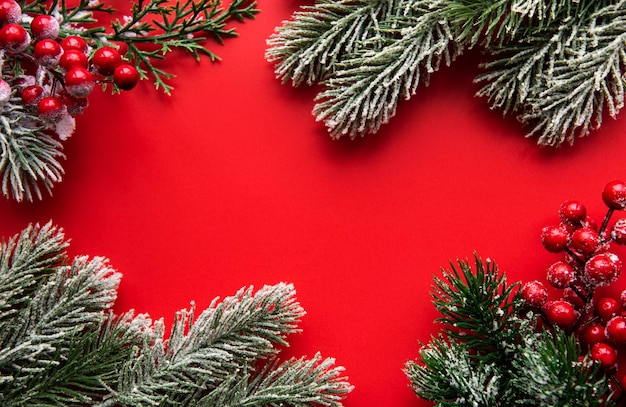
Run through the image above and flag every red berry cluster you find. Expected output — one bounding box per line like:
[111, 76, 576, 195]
[521, 180, 626, 393]
[0, 0, 140, 127]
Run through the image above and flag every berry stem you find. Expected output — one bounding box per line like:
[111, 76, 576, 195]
[599, 208, 615, 238]
[565, 247, 585, 266]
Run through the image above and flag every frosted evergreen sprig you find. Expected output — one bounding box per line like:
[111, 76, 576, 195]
[0, 222, 353, 406]
[405, 255, 613, 406]
[267, 0, 626, 146]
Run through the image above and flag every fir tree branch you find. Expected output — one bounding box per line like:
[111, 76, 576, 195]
[114, 283, 328, 406]
[0, 222, 67, 325]
[431, 255, 523, 362]
[313, 0, 463, 139]
[1, 312, 149, 406]
[0, 224, 351, 406]
[518, 1, 626, 146]
[202, 354, 353, 406]
[0, 256, 121, 386]
[406, 336, 504, 406]
[0, 97, 65, 202]
[266, 0, 394, 87]
[511, 328, 613, 406]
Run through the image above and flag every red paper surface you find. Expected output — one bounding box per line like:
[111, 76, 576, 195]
[1, 2, 626, 406]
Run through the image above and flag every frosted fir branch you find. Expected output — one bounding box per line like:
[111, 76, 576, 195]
[510, 329, 611, 406]
[0, 97, 65, 202]
[1, 312, 150, 406]
[200, 354, 352, 407]
[406, 337, 503, 405]
[313, 0, 462, 139]
[266, 0, 397, 87]
[115, 283, 330, 406]
[0, 222, 67, 325]
[518, 1, 626, 146]
[0, 256, 121, 385]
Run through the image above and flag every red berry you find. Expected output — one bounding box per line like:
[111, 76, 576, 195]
[21, 85, 44, 106]
[581, 323, 608, 347]
[590, 342, 617, 368]
[585, 253, 622, 286]
[520, 280, 548, 308]
[603, 180, 626, 210]
[64, 67, 94, 98]
[597, 297, 621, 322]
[60, 35, 88, 53]
[60, 49, 89, 71]
[546, 261, 575, 289]
[0, 0, 21, 25]
[570, 227, 600, 256]
[92, 46, 122, 75]
[543, 300, 577, 329]
[30, 15, 60, 40]
[541, 224, 569, 252]
[37, 96, 66, 121]
[559, 200, 587, 226]
[113, 64, 139, 91]
[611, 219, 626, 245]
[0, 23, 30, 53]
[607, 316, 626, 345]
[33, 39, 62, 67]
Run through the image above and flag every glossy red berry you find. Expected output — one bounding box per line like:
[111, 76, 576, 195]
[596, 297, 621, 322]
[37, 96, 66, 121]
[60, 49, 89, 71]
[570, 227, 600, 256]
[546, 261, 575, 289]
[606, 316, 626, 345]
[520, 280, 548, 308]
[33, 39, 62, 67]
[585, 253, 622, 286]
[581, 323, 608, 347]
[0, 23, 30, 53]
[21, 85, 44, 106]
[60, 35, 88, 53]
[0, 0, 21, 25]
[92, 46, 122, 75]
[590, 342, 617, 368]
[611, 219, 626, 245]
[559, 200, 587, 226]
[541, 224, 569, 253]
[113, 64, 139, 90]
[603, 180, 626, 210]
[64, 67, 94, 98]
[30, 15, 60, 40]
[543, 300, 577, 329]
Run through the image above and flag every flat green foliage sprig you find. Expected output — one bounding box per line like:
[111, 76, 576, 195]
[267, 0, 626, 147]
[0, 222, 353, 406]
[1, 0, 258, 202]
[405, 255, 613, 406]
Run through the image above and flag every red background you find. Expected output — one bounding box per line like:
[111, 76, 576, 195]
[1, 1, 626, 405]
